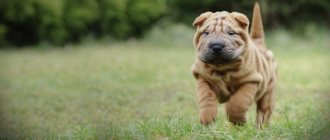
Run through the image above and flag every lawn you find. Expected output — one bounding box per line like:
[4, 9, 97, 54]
[0, 25, 330, 139]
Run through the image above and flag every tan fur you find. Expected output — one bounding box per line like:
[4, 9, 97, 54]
[191, 2, 277, 129]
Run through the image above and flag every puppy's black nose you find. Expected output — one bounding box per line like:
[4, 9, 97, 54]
[209, 41, 225, 53]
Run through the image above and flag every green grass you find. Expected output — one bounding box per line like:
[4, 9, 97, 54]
[0, 25, 330, 139]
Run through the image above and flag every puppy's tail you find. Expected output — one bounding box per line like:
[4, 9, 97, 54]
[250, 2, 265, 47]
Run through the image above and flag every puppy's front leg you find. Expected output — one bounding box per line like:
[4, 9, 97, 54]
[196, 77, 218, 125]
[226, 83, 258, 125]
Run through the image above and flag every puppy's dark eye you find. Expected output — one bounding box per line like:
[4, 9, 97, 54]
[228, 31, 237, 35]
[202, 31, 209, 35]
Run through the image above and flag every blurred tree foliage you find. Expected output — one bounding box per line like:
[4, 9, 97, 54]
[0, 0, 167, 46]
[0, 0, 329, 46]
[168, 0, 330, 29]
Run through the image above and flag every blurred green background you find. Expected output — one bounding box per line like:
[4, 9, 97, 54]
[0, 0, 329, 46]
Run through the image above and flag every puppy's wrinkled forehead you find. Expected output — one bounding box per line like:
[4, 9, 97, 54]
[201, 12, 239, 32]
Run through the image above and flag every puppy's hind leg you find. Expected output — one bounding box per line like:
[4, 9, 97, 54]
[256, 90, 275, 129]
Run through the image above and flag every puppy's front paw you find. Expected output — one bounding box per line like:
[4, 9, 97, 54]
[199, 108, 216, 125]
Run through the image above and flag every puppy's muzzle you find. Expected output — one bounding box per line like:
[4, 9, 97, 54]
[199, 39, 236, 64]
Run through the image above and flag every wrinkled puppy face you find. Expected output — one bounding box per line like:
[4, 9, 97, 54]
[193, 11, 249, 64]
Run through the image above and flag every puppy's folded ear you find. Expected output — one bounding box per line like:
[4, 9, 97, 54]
[231, 12, 249, 28]
[193, 12, 213, 27]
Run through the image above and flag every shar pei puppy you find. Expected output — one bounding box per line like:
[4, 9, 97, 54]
[191, 2, 277, 129]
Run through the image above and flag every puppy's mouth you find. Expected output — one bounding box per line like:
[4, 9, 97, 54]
[198, 47, 242, 64]
[198, 50, 235, 64]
